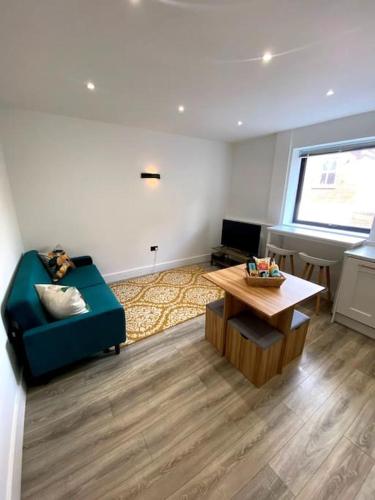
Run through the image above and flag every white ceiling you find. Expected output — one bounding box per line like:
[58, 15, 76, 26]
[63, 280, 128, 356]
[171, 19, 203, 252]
[1, 0, 375, 142]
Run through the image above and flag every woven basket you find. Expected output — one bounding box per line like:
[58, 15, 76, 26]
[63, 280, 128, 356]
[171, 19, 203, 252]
[244, 270, 286, 288]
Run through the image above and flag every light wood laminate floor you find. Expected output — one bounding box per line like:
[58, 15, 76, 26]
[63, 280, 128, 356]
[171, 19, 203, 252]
[22, 303, 375, 499]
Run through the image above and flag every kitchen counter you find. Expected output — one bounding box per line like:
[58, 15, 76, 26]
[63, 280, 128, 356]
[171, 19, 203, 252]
[345, 244, 375, 262]
[267, 224, 366, 248]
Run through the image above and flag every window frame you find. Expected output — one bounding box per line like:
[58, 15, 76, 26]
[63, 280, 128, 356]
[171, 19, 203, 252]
[292, 154, 371, 234]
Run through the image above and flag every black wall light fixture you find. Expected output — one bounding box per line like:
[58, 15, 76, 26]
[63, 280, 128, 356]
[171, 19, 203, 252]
[141, 172, 161, 179]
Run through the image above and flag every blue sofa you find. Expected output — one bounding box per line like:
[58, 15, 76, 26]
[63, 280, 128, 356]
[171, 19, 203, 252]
[5, 250, 126, 380]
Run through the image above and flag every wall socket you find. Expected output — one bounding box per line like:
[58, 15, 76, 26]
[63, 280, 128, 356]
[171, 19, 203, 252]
[150, 245, 158, 252]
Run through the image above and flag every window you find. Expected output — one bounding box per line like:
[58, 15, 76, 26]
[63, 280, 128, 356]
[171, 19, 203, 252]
[293, 146, 375, 233]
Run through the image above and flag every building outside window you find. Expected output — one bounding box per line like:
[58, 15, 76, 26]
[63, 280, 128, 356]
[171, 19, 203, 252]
[319, 160, 337, 187]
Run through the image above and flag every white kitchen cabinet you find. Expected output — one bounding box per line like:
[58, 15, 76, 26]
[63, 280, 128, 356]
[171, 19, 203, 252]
[333, 245, 375, 339]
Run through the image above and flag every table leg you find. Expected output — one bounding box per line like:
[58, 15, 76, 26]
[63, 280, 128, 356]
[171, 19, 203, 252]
[268, 307, 295, 373]
[221, 291, 246, 356]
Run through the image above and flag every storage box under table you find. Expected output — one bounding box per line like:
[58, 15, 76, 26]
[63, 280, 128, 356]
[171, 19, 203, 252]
[205, 298, 224, 354]
[281, 309, 310, 367]
[225, 311, 284, 387]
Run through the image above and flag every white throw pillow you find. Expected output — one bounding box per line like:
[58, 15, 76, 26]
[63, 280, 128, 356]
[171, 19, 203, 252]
[35, 284, 89, 320]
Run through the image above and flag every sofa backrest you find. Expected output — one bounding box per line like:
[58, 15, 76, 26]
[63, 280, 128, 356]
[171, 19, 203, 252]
[6, 250, 52, 332]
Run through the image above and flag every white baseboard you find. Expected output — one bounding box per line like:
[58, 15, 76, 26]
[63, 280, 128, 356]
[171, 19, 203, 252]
[334, 313, 375, 340]
[6, 374, 26, 500]
[104, 253, 211, 283]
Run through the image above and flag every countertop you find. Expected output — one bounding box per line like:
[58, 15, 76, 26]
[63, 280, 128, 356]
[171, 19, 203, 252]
[268, 224, 366, 248]
[345, 244, 375, 262]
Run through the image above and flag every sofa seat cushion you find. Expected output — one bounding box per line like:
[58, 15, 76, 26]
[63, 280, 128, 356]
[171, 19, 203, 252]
[80, 283, 123, 316]
[59, 264, 105, 289]
[23, 284, 125, 376]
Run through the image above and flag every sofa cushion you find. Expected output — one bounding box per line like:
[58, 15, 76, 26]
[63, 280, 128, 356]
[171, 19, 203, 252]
[35, 284, 89, 320]
[59, 264, 105, 289]
[80, 283, 123, 316]
[23, 284, 125, 376]
[39, 247, 75, 282]
[6, 250, 51, 331]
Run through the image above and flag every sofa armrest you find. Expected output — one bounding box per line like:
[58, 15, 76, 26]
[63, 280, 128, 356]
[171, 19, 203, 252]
[71, 255, 93, 267]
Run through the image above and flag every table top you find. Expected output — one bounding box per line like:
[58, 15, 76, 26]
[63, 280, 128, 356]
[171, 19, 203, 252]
[268, 224, 366, 248]
[203, 264, 324, 318]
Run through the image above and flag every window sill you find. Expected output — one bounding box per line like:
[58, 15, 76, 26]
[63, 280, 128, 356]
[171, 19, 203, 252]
[291, 222, 368, 239]
[268, 223, 367, 248]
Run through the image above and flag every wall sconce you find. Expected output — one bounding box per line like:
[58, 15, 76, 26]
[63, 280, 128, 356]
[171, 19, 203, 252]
[141, 172, 161, 180]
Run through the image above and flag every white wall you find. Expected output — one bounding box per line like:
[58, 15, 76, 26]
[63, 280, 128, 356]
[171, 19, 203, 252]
[0, 143, 25, 500]
[227, 110, 375, 292]
[226, 134, 276, 224]
[0, 109, 231, 281]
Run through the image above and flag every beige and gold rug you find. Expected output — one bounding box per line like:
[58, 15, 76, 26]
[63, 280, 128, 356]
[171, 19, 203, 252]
[110, 265, 223, 345]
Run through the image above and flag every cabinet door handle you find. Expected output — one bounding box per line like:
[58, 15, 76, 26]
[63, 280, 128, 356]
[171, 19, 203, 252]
[349, 307, 371, 317]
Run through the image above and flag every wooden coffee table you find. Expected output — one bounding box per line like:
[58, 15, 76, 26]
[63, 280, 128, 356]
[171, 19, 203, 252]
[204, 264, 324, 371]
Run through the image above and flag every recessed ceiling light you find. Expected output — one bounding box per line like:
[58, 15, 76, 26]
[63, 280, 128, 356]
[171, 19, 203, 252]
[326, 89, 335, 97]
[262, 52, 273, 63]
[237, 121, 243, 127]
[178, 105, 185, 113]
[86, 81, 95, 91]
[129, 0, 141, 4]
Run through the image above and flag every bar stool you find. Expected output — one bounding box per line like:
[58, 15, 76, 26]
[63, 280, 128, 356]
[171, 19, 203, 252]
[266, 243, 298, 275]
[298, 252, 337, 315]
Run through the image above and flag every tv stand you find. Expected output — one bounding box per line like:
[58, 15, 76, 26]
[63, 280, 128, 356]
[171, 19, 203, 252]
[211, 246, 250, 268]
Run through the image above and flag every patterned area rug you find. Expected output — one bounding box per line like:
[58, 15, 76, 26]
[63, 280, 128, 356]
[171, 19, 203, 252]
[110, 265, 223, 345]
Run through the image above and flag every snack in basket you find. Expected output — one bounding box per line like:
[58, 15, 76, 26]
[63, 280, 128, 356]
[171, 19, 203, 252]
[269, 260, 281, 277]
[246, 258, 253, 273]
[254, 257, 270, 278]
[246, 258, 259, 276]
[250, 264, 259, 277]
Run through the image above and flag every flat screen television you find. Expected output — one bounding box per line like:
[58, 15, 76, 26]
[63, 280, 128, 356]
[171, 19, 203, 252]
[221, 219, 261, 255]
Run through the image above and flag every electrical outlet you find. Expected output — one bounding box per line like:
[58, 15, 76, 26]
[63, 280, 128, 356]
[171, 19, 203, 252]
[150, 245, 158, 252]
